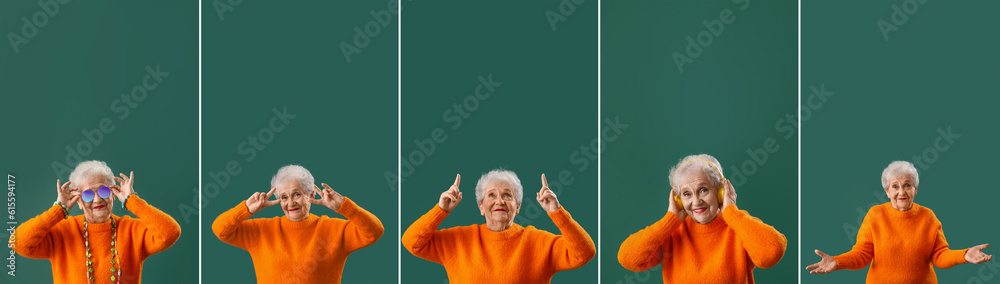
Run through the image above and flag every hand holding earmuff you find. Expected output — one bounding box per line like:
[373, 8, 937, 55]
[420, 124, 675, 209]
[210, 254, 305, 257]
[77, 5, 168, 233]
[668, 190, 688, 221]
[111, 171, 135, 201]
[721, 179, 737, 209]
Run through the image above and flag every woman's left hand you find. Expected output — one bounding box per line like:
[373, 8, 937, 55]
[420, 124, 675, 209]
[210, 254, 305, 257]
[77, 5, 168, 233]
[966, 244, 993, 264]
[311, 183, 345, 211]
[111, 171, 135, 201]
[721, 179, 736, 209]
[537, 174, 560, 213]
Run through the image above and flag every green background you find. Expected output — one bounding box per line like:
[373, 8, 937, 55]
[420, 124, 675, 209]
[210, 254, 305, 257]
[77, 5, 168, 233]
[0, 1, 198, 283]
[200, 0, 399, 283]
[601, 0, 798, 283]
[801, 0, 1000, 283]
[399, 0, 598, 283]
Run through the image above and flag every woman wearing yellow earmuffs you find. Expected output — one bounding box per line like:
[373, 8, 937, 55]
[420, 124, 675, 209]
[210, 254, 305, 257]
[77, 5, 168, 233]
[617, 154, 787, 283]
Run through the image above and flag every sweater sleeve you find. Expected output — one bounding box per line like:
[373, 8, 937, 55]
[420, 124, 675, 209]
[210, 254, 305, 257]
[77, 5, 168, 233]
[334, 197, 385, 253]
[401, 204, 451, 264]
[124, 194, 182, 257]
[211, 200, 260, 250]
[547, 206, 596, 271]
[12, 204, 67, 259]
[721, 204, 787, 269]
[929, 218, 968, 269]
[833, 209, 876, 270]
[617, 211, 683, 272]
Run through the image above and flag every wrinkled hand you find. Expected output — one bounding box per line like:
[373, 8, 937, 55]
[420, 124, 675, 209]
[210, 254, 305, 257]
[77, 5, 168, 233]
[966, 244, 993, 264]
[806, 250, 838, 274]
[111, 171, 135, 201]
[536, 174, 560, 213]
[311, 183, 345, 211]
[246, 187, 280, 214]
[438, 174, 462, 213]
[721, 179, 736, 209]
[668, 189, 687, 221]
[55, 179, 79, 211]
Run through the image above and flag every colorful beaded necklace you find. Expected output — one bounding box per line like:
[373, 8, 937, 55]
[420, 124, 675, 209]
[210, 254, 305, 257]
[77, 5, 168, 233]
[84, 217, 121, 283]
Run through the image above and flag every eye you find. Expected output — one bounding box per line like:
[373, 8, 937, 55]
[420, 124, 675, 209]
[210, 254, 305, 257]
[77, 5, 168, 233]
[699, 188, 708, 194]
[489, 193, 495, 198]
[503, 193, 512, 199]
[683, 192, 691, 197]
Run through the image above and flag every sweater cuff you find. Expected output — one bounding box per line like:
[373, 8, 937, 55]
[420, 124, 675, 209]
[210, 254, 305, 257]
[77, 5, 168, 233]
[43, 204, 67, 223]
[547, 206, 571, 226]
[429, 204, 450, 220]
[236, 201, 255, 219]
[335, 197, 359, 217]
[122, 193, 142, 211]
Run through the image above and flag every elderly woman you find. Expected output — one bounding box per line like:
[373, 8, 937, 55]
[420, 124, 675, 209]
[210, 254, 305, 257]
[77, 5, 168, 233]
[13, 160, 181, 283]
[402, 169, 596, 283]
[618, 154, 787, 283]
[807, 161, 993, 282]
[212, 165, 384, 284]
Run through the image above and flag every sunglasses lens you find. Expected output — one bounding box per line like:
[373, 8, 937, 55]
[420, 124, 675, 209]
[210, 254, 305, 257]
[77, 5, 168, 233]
[82, 190, 94, 202]
[98, 187, 111, 198]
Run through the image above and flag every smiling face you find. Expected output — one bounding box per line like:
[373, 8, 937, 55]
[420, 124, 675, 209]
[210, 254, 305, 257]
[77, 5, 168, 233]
[674, 169, 721, 224]
[76, 175, 114, 223]
[477, 181, 521, 231]
[884, 174, 917, 211]
[277, 180, 312, 222]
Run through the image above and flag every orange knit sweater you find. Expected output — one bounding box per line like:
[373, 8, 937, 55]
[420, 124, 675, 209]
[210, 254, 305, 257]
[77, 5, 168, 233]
[401, 204, 596, 284]
[212, 197, 384, 284]
[833, 202, 968, 283]
[618, 204, 786, 283]
[13, 194, 182, 283]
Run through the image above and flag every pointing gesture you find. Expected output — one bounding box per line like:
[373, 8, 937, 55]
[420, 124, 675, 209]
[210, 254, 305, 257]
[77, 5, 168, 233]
[438, 174, 462, 213]
[311, 183, 345, 211]
[246, 187, 280, 214]
[536, 174, 560, 213]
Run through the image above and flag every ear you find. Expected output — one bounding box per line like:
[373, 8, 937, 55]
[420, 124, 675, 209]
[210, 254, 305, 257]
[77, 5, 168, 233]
[478, 200, 486, 216]
[514, 202, 521, 215]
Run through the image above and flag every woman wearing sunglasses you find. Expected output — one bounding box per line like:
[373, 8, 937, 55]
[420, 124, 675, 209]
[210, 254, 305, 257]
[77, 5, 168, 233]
[12, 160, 182, 284]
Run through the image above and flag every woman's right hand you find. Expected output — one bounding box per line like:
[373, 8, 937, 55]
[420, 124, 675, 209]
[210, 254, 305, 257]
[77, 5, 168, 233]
[245, 187, 280, 214]
[668, 190, 687, 221]
[438, 174, 462, 213]
[806, 249, 838, 274]
[55, 179, 79, 211]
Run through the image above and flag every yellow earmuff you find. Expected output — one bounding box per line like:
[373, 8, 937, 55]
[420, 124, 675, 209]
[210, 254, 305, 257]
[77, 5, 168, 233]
[671, 158, 727, 210]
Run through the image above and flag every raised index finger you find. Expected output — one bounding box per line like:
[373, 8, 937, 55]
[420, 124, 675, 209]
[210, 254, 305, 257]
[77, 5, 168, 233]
[453, 174, 461, 188]
[541, 174, 549, 189]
